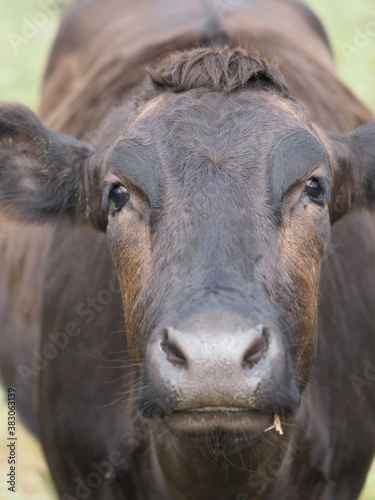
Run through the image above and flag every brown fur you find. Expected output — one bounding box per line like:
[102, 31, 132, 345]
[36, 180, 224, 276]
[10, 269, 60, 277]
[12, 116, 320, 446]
[0, 1, 374, 500]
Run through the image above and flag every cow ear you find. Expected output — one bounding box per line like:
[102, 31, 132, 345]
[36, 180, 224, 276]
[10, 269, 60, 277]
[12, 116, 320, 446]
[328, 121, 375, 223]
[0, 103, 108, 231]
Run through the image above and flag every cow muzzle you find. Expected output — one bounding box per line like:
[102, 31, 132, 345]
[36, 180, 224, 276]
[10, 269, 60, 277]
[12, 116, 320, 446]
[138, 310, 300, 434]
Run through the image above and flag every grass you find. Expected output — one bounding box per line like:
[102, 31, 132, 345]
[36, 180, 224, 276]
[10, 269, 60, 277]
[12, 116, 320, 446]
[0, 1, 374, 499]
[0, 1, 60, 109]
[304, 0, 375, 112]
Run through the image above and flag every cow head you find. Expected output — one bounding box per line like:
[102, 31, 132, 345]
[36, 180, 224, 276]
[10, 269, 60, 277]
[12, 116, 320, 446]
[1, 48, 375, 460]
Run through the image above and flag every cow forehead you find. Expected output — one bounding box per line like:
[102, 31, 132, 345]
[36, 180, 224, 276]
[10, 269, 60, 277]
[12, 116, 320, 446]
[107, 89, 327, 203]
[130, 89, 305, 144]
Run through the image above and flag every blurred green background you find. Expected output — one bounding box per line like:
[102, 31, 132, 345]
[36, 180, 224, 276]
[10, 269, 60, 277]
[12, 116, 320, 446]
[0, 0, 374, 499]
[1, 0, 375, 111]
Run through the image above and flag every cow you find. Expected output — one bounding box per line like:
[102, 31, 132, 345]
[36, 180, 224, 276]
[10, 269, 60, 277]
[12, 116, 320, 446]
[0, 0, 374, 499]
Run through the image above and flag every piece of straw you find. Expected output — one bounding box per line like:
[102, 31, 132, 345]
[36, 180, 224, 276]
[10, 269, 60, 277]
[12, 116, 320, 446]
[274, 414, 283, 435]
[264, 414, 284, 435]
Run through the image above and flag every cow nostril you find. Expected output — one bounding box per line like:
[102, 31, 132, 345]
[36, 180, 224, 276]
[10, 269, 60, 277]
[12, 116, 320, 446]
[242, 327, 269, 370]
[161, 330, 188, 368]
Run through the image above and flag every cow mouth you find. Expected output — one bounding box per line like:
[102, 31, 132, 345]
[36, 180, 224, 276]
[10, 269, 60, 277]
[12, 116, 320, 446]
[158, 407, 278, 449]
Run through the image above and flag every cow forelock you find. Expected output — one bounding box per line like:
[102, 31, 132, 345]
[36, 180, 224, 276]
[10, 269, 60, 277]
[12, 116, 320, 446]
[104, 88, 331, 384]
[122, 47, 290, 134]
[147, 46, 288, 95]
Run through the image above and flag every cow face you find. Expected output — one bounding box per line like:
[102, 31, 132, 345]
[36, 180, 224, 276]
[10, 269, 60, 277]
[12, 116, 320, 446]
[104, 88, 330, 423]
[0, 51, 375, 442]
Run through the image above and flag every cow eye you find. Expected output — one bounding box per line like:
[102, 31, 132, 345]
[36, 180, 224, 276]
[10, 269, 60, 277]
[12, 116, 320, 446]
[109, 184, 130, 214]
[304, 178, 325, 204]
